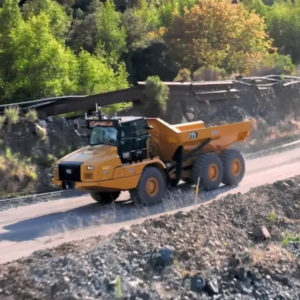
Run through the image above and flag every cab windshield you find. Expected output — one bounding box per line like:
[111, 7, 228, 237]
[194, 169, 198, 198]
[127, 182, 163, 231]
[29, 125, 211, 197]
[90, 126, 118, 146]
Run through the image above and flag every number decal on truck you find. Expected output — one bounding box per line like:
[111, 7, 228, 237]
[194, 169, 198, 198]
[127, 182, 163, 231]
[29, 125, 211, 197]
[189, 132, 198, 139]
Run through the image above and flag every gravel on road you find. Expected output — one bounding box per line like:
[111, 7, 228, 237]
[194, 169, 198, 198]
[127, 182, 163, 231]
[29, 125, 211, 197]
[1, 176, 300, 300]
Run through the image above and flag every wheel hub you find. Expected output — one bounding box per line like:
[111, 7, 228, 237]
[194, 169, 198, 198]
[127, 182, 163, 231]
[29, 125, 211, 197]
[208, 164, 219, 181]
[232, 159, 241, 176]
[146, 177, 159, 196]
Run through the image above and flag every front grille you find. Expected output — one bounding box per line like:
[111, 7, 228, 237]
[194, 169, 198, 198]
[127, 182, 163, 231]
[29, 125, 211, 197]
[58, 162, 82, 182]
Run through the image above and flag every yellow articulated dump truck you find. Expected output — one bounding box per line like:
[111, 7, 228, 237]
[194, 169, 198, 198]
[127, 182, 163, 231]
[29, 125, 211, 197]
[52, 106, 253, 206]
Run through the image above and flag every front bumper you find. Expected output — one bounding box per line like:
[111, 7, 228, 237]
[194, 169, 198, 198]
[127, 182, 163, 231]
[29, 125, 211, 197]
[52, 175, 141, 191]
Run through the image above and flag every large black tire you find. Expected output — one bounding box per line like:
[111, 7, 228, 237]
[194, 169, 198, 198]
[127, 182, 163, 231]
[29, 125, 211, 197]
[90, 191, 121, 204]
[192, 153, 223, 191]
[130, 166, 166, 206]
[220, 149, 245, 186]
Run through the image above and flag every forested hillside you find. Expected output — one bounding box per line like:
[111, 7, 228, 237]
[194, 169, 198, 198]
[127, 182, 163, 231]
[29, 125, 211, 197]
[0, 0, 298, 104]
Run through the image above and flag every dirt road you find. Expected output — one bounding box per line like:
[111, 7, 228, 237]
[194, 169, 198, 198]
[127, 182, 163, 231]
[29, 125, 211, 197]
[1, 147, 300, 264]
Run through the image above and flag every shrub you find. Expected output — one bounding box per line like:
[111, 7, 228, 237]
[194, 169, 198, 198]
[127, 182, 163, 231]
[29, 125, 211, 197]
[4, 106, 20, 132]
[25, 109, 38, 123]
[35, 124, 47, 140]
[193, 66, 228, 81]
[174, 68, 192, 82]
[0, 148, 37, 196]
[145, 76, 170, 114]
[0, 115, 6, 130]
[249, 53, 295, 76]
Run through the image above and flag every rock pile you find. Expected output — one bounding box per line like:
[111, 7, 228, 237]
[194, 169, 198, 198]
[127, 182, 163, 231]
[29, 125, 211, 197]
[1, 177, 300, 300]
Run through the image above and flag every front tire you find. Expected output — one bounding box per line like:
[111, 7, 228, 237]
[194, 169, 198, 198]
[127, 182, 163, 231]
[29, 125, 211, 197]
[192, 153, 223, 191]
[130, 166, 166, 206]
[90, 191, 121, 204]
[220, 149, 245, 186]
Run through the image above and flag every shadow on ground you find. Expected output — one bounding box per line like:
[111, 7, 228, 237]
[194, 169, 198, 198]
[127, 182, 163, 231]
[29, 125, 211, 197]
[0, 183, 236, 242]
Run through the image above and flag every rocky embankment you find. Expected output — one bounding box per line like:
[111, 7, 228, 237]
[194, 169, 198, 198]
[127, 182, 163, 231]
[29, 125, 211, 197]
[1, 176, 300, 300]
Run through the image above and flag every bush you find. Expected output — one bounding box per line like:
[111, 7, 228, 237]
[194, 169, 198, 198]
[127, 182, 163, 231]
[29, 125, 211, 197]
[4, 106, 20, 131]
[0, 115, 6, 130]
[0, 148, 37, 196]
[249, 53, 295, 76]
[24, 109, 38, 123]
[35, 124, 47, 141]
[144, 76, 170, 114]
[174, 68, 192, 82]
[193, 67, 228, 81]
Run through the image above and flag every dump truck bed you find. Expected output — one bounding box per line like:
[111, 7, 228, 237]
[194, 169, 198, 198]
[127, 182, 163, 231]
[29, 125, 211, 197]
[147, 118, 253, 162]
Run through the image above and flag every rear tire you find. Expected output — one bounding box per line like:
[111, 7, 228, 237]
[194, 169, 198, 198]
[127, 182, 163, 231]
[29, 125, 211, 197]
[130, 166, 166, 206]
[220, 149, 245, 186]
[192, 153, 223, 191]
[90, 191, 121, 204]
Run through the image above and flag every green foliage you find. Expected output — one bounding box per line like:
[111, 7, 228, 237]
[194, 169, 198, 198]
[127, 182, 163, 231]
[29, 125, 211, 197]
[282, 231, 300, 245]
[266, 211, 277, 222]
[22, 0, 72, 40]
[0, 147, 37, 196]
[250, 53, 295, 75]
[0, 0, 299, 107]
[34, 153, 57, 168]
[145, 75, 170, 113]
[4, 106, 20, 130]
[265, 0, 300, 64]
[242, 0, 269, 17]
[0, 115, 6, 130]
[174, 68, 191, 82]
[77, 50, 129, 94]
[96, 0, 127, 62]
[24, 109, 38, 123]
[193, 67, 228, 81]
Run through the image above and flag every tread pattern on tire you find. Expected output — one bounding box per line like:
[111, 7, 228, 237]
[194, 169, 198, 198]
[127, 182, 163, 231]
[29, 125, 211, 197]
[129, 166, 166, 206]
[90, 191, 121, 204]
[192, 153, 223, 191]
[220, 148, 245, 186]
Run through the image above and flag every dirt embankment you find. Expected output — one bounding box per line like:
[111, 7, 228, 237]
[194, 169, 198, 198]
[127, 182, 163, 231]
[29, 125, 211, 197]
[0, 115, 86, 198]
[2, 79, 300, 197]
[1, 176, 300, 299]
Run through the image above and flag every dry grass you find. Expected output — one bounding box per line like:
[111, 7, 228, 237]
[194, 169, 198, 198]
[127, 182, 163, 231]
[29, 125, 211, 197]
[24, 109, 38, 123]
[0, 148, 37, 196]
[35, 124, 47, 141]
[4, 106, 20, 132]
[0, 115, 6, 130]
[249, 244, 296, 266]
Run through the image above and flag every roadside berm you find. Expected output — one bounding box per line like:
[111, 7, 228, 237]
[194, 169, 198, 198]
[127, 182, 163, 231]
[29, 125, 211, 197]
[1, 176, 300, 299]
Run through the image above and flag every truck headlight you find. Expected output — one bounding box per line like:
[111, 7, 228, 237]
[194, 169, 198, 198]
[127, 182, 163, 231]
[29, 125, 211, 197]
[86, 166, 94, 171]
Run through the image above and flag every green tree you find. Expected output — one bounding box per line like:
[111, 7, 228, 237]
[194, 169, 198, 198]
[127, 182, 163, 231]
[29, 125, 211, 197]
[22, 0, 71, 40]
[96, 0, 127, 62]
[266, 0, 300, 64]
[5, 12, 78, 101]
[242, 0, 269, 17]
[77, 50, 129, 94]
